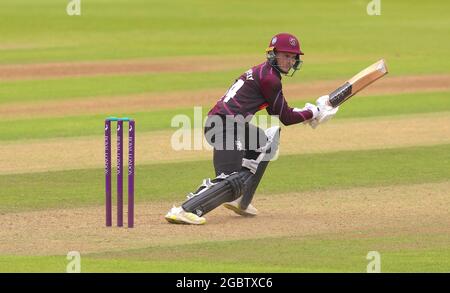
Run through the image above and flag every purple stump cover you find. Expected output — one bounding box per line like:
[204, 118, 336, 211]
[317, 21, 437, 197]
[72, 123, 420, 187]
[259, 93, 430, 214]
[128, 120, 135, 228]
[117, 120, 123, 227]
[105, 120, 112, 226]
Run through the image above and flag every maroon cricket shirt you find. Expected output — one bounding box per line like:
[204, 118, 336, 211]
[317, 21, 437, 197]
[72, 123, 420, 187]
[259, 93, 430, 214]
[208, 61, 313, 125]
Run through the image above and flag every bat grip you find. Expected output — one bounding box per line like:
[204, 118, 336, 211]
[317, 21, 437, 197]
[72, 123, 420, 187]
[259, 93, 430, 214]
[328, 82, 352, 108]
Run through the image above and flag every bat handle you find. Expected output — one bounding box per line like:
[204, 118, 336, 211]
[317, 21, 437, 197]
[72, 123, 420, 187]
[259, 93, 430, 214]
[328, 82, 352, 108]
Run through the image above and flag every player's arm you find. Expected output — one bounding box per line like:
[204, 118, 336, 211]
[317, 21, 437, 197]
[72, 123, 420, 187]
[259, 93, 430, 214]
[262, 77, 318, 125]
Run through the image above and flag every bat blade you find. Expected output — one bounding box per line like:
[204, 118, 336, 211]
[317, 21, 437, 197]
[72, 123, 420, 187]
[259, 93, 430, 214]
[328, 59, 388, 107]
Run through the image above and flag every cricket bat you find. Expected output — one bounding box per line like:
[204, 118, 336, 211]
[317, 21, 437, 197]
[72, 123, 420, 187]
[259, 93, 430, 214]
[328, 59, 388, 107]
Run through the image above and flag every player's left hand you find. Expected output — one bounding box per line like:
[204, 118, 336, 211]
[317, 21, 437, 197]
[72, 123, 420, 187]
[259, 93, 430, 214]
[309, 95, 339, 129]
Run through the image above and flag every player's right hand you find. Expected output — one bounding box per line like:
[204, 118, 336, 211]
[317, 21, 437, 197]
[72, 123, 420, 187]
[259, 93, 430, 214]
[303, 102, 320, 119]
[316, 95, 331, 108]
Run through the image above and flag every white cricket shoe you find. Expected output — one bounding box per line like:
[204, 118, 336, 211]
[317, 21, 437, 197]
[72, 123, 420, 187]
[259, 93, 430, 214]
[165, 206, 206, 225]
[223, 196, 258, 217]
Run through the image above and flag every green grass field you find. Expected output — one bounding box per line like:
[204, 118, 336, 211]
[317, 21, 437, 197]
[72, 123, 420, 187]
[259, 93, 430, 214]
[0, 0, 449, 273]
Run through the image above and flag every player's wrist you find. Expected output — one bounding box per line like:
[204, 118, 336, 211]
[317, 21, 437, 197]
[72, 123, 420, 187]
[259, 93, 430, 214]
[304, 103, 320, 119]
[293, 103, 320, 120]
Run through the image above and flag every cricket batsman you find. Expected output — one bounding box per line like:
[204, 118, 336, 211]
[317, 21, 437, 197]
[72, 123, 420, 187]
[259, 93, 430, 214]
[165, 33, 339, 224]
